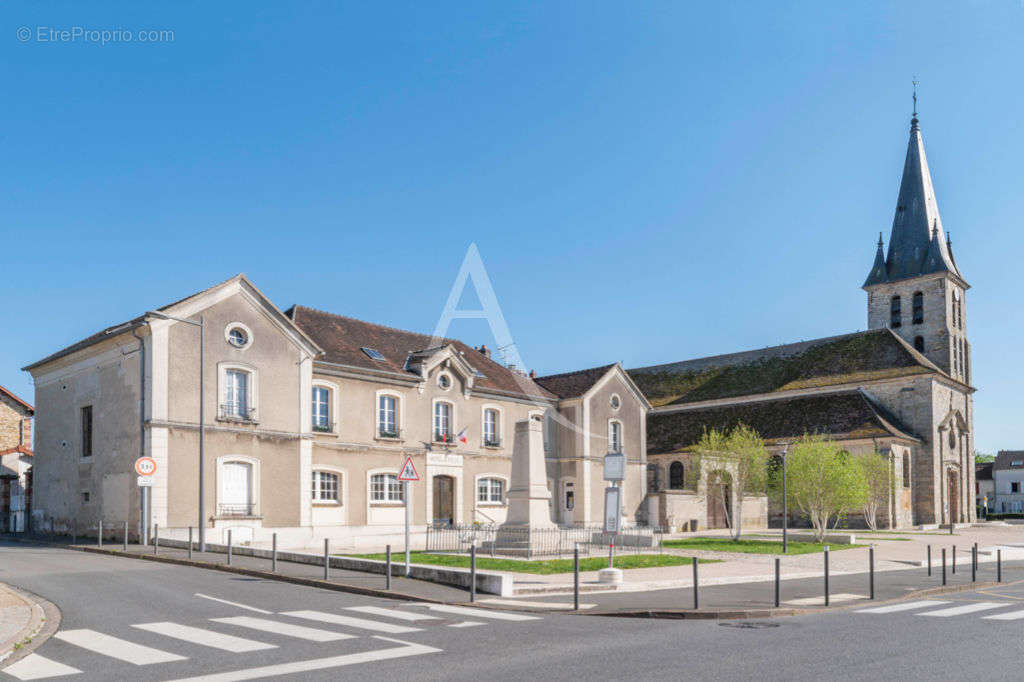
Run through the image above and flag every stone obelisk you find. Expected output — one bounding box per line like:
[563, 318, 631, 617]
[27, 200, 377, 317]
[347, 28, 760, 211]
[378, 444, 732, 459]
[495, 418, 555, 554]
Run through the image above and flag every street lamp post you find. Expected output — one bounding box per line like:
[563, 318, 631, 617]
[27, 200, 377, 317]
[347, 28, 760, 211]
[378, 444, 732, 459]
[781, 445, 789, 554]
[146, 311, 206, 551]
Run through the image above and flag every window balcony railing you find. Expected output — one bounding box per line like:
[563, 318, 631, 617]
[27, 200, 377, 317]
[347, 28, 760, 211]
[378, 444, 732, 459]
[433, 432, 458, 446]
[217, 503, 255, 517]
[376, 427, 404, 441]
[312, 421, 335, 433]
[483, 437, 502, 448]
[218, 404, 258, 423]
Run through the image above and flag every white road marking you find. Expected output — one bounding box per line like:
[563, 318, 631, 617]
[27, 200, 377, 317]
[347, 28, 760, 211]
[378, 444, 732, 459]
[856, 600, 950, 614]
[479, 598, 597, 610]
[917, 602, 1008, 617]
[982, 609, 1024, 621]
[280, 610, 421, 634]
[194, 594, 272, 614]
[2, 653, 82, 680]
[210, 617, 354, 642]
[344, 606, 441, 621]
[427, 604, 540, 621]
[784, 593, 866, 606]
[133, 622, 277, 652]
[166, 637, 441, 682]
[53, 629, 187, 665]
[448, 621, 485, 628]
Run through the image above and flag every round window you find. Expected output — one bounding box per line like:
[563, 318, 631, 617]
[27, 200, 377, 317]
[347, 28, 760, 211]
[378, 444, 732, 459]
[228, 328, 248, 348]
[438, 373, 452, 390]
[610, 394, 621, 410]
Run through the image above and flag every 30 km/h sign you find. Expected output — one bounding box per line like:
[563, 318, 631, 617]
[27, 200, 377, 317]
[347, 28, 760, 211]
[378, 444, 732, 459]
[135, 457, 157, 477]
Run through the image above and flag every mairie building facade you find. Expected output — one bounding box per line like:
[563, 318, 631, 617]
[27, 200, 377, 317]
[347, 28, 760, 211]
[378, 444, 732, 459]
[23, 276, 650, 549]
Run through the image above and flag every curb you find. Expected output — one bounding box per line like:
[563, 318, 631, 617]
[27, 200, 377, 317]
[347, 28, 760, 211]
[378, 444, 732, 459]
[0, 584, 60, 668]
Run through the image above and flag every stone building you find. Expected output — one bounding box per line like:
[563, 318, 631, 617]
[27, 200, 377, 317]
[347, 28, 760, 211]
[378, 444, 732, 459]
[991, 451, 1024, 513]
[0, 385, 34, 532]
[22, 276, 647, 548]
[631, 111, 975, 529]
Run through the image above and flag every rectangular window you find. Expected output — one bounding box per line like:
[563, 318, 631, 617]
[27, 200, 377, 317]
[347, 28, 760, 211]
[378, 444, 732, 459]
[378, 395, 397, 437]
[82, 491, 90, 503]
[477, 477, 504, 503]
[1013, 482, 1020, 494]
[434, 402, 452, 442]
[81, 406, 93, 458]
[608, 421, 622, 452]
[371, 473, 404, 503]
[224, 370, 249, 418]
[312, 386, 330, 431]
[912, 292, 924, 324]
[312, 471, 340, 502]
[483, 409, 499, 446]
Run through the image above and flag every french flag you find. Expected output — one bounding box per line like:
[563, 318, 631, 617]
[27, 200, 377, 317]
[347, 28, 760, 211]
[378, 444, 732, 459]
[457, 427, 468, 444]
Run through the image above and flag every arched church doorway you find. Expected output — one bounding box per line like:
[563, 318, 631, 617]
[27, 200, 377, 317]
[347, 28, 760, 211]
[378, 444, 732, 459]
[707, 470, 732, 529]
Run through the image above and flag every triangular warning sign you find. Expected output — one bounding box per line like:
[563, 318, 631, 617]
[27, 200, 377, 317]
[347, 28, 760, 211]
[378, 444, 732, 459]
[397, 456, 419, 481]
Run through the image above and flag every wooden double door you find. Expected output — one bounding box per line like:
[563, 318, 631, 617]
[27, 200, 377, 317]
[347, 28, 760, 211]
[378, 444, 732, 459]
[433, 475, 454, 527]
[707, 480, 731, 529]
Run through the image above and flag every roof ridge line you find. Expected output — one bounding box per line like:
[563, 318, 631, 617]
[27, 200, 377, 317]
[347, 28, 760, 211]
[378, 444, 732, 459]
[291, 304, 455, 344]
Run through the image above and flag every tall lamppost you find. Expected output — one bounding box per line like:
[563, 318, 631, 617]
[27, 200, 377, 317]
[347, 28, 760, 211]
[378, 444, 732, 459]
[781, 444, 789, 554]
[146, 311, 206, 551]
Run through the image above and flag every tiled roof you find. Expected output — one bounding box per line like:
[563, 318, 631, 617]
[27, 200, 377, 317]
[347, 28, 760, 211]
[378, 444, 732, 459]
[994, 451, 1024, 472]
[533, 364, 616, 399]
[285, 305, 555, 401]
[0, 385, 33, 414]
[629, 328, 941, 407]
[976, 462, 994, 480]
[647, 389, 920, 455]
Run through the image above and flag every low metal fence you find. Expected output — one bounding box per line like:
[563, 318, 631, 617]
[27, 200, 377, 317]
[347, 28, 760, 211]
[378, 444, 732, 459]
[424, 524, 665, 559]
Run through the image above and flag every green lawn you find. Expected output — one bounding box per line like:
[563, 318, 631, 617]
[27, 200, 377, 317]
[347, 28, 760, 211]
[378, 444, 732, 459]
[662, 538, 862, 555]
[346, 552, 718, 574]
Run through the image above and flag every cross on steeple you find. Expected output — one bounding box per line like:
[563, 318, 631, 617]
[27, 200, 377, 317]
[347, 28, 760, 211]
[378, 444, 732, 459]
[912, 79, 918, 117]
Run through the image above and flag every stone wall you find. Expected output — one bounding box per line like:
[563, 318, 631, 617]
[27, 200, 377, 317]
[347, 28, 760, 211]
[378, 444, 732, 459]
[0, 393, 31, 451]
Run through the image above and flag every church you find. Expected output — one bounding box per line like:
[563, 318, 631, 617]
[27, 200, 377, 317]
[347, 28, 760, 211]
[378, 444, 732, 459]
[631, 109, 975, 529]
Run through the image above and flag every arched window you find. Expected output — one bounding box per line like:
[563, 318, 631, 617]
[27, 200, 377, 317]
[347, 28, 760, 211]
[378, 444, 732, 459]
[912, 292, 924, 324]
[890, 296, 902, 328]
[669, 461, 685, 489]
[914, 336, 925, 353]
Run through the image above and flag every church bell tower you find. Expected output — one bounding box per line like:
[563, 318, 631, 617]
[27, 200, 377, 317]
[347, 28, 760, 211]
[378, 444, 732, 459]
[863, 105, 971, 384]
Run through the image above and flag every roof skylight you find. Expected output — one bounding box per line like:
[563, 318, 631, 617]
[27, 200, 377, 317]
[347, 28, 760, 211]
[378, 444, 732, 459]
[361, 347, 385, 361]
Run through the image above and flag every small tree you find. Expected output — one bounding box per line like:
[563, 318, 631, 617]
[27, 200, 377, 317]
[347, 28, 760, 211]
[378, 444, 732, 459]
[696, 423, 769, 541]
[855, 451, 891, 531]
[780, 436, 868, 542]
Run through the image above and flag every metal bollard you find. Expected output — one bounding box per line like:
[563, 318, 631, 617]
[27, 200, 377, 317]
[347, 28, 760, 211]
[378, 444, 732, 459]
[154, 524, 159, 555]
[188, 527, 193, 559]
[98, 520, 103, 547]
[272, 533, 278, 573]
[972, 544, 977, 583]
[774, 557, 780, 608]
[692, 557, 699, 610]
[998, 549, 1002, 582]
[927, 545, 932, 576]
[470, 545, 477, 603]
[573, 544, 580, 611]
[942, 548, 947, 585]
[324, 538, 330, 580]
[227, 530, 233, 566]
[609, 543, 614, 569]
[124, 521, 128, 551]
[869, 545, 875, 600]
[952, 545, 956, 574]
[824, 545, 830, 606]
[386, 545, 392, 590]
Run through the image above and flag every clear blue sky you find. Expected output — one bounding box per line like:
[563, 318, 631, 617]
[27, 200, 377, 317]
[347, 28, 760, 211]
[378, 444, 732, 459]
[2, 1, 1020, 453]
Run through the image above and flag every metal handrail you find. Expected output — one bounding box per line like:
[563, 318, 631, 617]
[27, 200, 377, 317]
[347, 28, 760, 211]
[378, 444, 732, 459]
[218, 404, 258, 422]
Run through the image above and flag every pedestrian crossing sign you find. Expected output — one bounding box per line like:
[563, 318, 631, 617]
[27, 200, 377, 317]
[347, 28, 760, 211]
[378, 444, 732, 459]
[397, 456, 419, 481]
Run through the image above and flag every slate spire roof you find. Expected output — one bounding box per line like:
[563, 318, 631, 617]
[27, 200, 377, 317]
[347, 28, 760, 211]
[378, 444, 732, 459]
[864, 115, 963, 287]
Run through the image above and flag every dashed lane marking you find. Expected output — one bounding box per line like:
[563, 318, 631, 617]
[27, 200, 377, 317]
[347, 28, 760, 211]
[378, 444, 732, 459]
[53, 629, 188, 665]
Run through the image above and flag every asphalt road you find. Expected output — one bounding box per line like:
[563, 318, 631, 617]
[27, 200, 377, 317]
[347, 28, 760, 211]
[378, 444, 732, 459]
[2, 540, 1023, 681]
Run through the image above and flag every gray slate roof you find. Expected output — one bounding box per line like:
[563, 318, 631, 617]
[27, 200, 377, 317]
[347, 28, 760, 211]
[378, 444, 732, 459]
[994, 451, 1024, 472]
[864, 117, 964, 287]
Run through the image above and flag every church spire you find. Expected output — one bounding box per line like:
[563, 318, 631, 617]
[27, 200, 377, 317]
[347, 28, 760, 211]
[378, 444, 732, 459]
[863, 232, 888, 286]
[866, 99, 963, 286]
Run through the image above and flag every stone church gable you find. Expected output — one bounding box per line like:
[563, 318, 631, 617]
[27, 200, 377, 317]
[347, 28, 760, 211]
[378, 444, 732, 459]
[647, 389, 920, 455]
[629, 327, 938, 408]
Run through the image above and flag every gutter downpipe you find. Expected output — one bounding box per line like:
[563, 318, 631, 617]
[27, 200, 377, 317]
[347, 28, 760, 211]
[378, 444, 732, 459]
[132, 326, 148, 545]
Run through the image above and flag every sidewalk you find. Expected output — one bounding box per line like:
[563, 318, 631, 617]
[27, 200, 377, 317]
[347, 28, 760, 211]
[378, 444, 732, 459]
[0, 583, 49, 665]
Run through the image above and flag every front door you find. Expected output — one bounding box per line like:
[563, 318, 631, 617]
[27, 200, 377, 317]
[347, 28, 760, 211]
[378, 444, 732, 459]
[707, 480, 731, 529]
[948, 469, 960, 524]
[432, 475, 454, 527]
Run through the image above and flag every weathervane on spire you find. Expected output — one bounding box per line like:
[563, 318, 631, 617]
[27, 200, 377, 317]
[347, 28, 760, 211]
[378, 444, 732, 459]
[912, 78, 919, 117]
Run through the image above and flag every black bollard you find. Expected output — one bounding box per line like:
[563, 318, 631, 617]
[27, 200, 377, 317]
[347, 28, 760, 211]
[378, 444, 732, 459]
[692, 557, 699, 610]
[927, 545, 932, 577]
[324, 538, 330, 580]
[154, 523, 159, 555]
[272, 533, 278, 573]
[869, 545, 875, 600]
[998, 549, 1002, 583]
[942, 548, 947, 585]
[824, 545, 830, 606]
[774, 557, 780, 608]
[972, 544, 977, 583]
[574, 544, 580, 611]
[386, 544, 392, 590]
[952, 545, 956, 574]
[470, 544, 477, 603]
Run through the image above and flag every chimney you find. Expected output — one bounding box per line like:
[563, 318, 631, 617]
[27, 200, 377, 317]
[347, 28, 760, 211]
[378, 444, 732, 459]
[478, 344, 491, 359]
[20, 419, 31, 447]
[529, 369, 536, 379]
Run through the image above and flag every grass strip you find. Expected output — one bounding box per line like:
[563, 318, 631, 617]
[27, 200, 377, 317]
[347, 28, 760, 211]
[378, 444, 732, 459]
[662, 538, 862, 555]
[345, 551, 719, 574]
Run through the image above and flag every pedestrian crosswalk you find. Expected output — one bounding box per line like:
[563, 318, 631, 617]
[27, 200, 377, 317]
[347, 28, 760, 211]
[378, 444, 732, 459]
[856, 599, 1024, 621]
[1, 601, 540, 680]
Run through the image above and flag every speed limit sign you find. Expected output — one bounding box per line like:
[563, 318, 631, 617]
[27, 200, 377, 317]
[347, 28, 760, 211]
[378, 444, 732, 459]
[135, 457, 157, 477]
